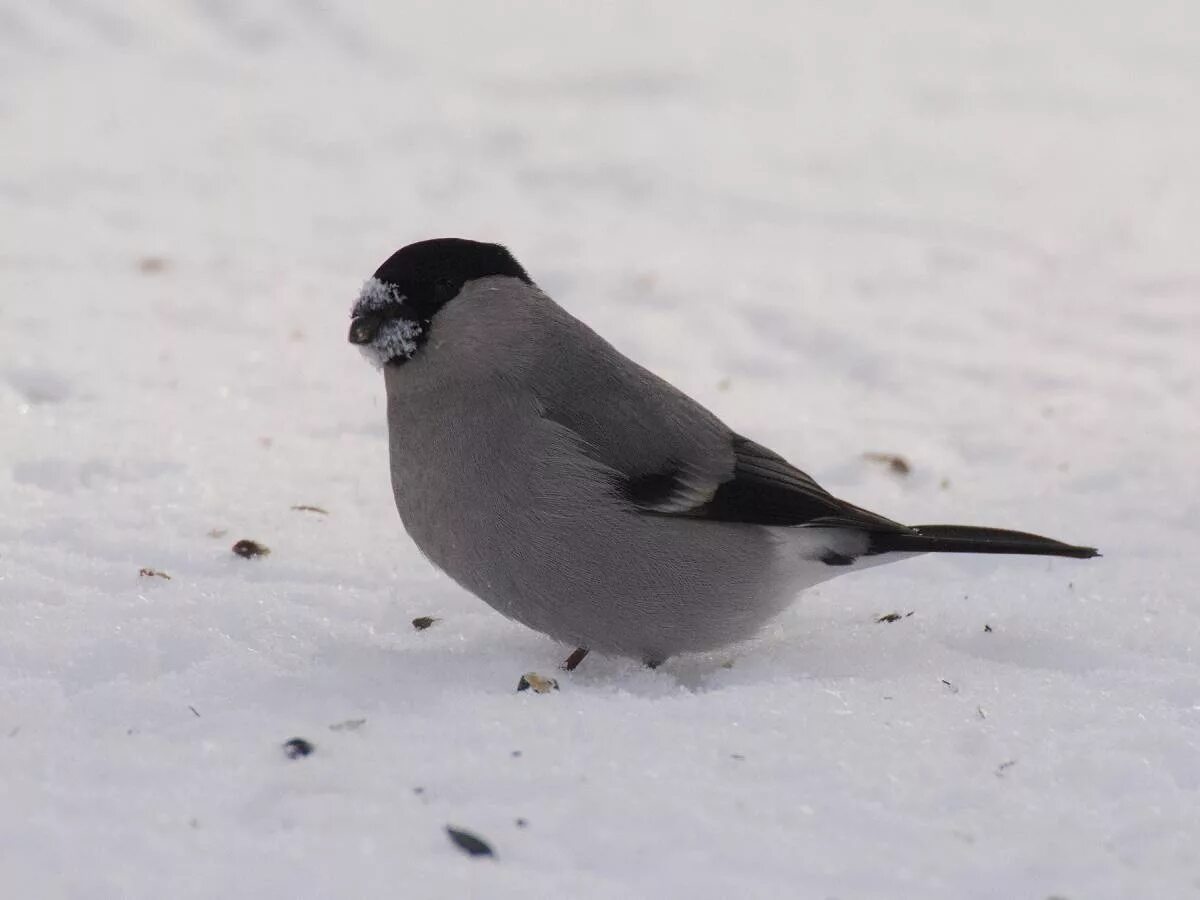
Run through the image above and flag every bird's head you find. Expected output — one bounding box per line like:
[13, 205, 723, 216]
[348, 238, 532, 367]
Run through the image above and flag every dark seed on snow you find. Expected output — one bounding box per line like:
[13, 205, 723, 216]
[862, 451, 912, 476]
[411, 616, 438, 631]
[232, 539, 270, 559]
[282, 737, 314, 759]
[446, 826, 494, 857]
[138, 256, 168, 274]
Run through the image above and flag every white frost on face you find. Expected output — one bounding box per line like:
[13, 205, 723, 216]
[357, 317, 424, 368]
[351, 277, 423, 368]
[352, 277, 404, 317]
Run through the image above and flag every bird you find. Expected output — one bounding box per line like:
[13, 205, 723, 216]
[348, 238, 1097, 672]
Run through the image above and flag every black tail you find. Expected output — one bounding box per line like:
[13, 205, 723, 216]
[867, 524, 1099, 559]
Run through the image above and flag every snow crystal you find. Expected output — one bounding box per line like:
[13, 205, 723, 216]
[351, 277, 424, 366]
[356, 316, 424, 368]
[351, 276, 405, 317]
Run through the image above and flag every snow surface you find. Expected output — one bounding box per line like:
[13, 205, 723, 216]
[3, 2, 1199, 897]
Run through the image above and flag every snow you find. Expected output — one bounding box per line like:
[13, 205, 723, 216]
[351, 278, 406, 318]
[350, 274, 425, 368]
[2, 1, 1199, 897]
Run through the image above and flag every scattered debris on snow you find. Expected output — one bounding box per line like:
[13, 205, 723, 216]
[282, 738, 315, 759]
[231, 539, 270, 559]
[446, 826, 494, 858]
[862, 452, 912, 476]
[137, 256, 168, 274]
[517, 673, 559, 694]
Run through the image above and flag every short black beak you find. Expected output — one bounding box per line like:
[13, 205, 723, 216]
[348, 314, 381, 345]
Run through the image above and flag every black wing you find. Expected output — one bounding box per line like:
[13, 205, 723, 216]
[620, 434, 908, 532]
[613, 437, 1099, 558]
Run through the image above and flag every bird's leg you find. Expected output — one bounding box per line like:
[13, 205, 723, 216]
[561, 647, 589, 671]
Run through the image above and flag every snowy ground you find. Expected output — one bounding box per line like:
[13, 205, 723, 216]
[3, 2, 1199, 897]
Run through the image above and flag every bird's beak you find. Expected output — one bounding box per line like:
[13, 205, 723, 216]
[348, 314, 381, 345]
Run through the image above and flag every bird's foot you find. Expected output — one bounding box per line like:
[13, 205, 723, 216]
[561, 647, 589, 671]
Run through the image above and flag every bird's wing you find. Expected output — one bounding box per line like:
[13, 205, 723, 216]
[545, 405, 906, 532]
[529, 300, 907, 533]
[615, 433, 908, 532]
